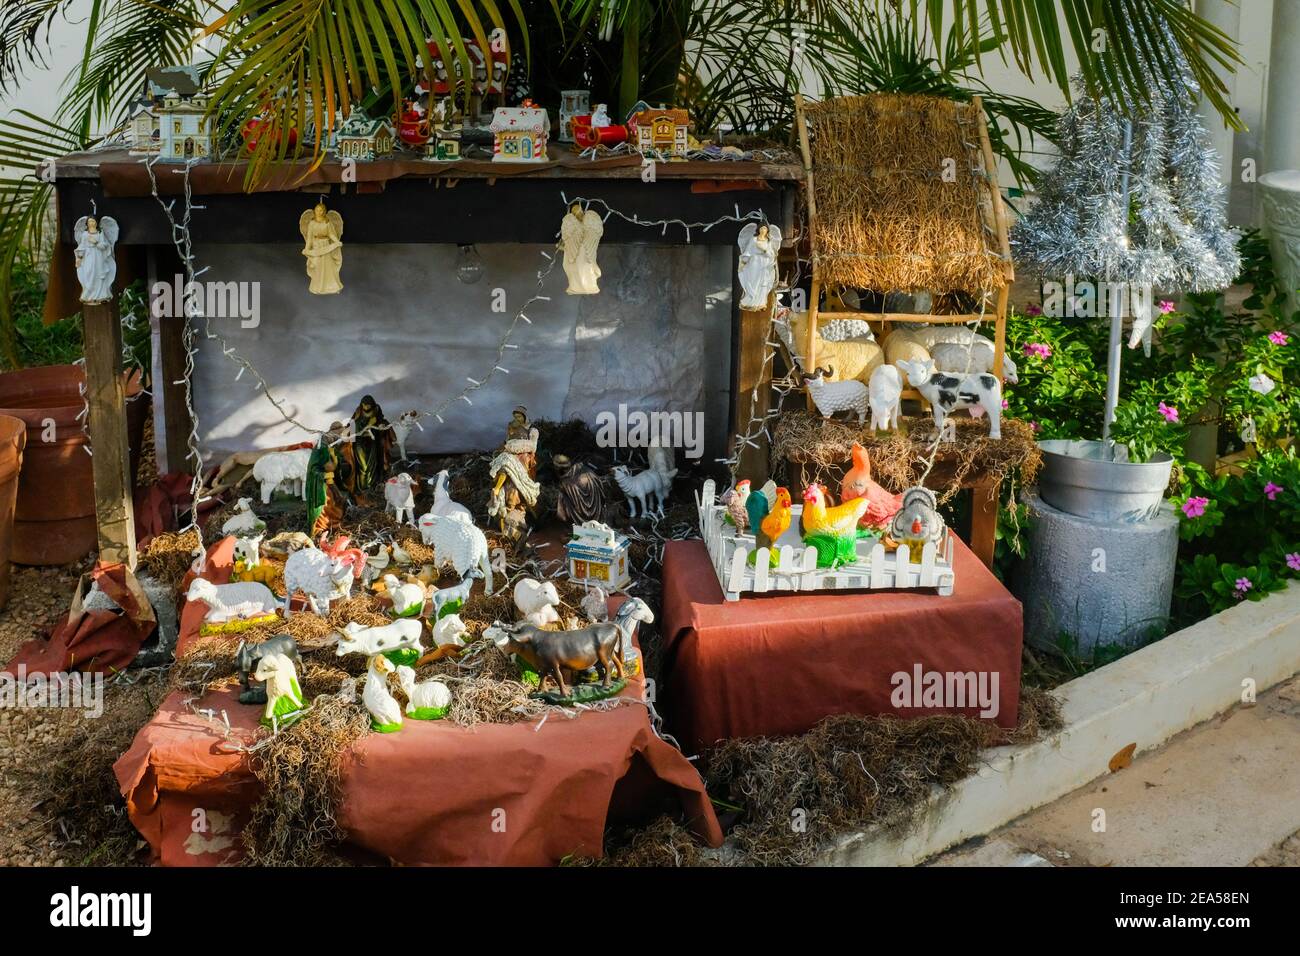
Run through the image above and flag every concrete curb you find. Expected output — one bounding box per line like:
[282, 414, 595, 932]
[818, 581, 1300, 866]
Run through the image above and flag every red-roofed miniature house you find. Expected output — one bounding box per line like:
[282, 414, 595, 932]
[490, 104, 551, 163]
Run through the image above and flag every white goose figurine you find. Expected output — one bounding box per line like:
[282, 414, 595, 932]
[396, 666, 452, 719]
[363, 655, 404, 732]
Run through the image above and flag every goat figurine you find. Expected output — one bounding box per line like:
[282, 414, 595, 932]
[384, 472, 418, 527]
[803, 366, 869, 424]
[896, 358, 1002, 440]
[867, 364, 902, 432]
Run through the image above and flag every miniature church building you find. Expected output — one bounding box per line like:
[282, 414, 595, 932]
[128, 65, 209, 157]
[335, 108, 396, 161]
[158, 90, 211, 160]
[491, 103, 550, 163]
[629, 107, 690, 158]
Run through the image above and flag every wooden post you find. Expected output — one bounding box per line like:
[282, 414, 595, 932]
[147, 247, 196, 475]
[734, 297, 775, 484]
[794, 94, 820, 410]
[83, 300, 138, 568]
[969, 476, 1000, 569]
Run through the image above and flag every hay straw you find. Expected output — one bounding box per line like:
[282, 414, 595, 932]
[771, 410, 1041, 504]
[802, 94, 1004, 294]
[139, 529, 200, 593]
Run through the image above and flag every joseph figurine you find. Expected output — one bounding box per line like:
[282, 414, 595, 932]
[306, 422, 354, 536]
[348, 395, 394, 495]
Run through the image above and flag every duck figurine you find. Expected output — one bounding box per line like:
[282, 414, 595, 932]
[887, 487, 945, 561]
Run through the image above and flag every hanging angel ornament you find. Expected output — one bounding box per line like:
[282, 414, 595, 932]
[560, 202, 603, 294]
[299, 202, 344, 295]
[737, 221, 781, 310]
[73, 215, 119, 304]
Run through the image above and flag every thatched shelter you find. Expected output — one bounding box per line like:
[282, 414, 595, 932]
[793, 92, 1015, 390]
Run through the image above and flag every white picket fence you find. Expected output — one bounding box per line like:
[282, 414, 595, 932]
[695, 479, 955, 601]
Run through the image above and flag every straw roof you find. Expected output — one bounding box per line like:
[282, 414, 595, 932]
[802, 93, 1008, 295]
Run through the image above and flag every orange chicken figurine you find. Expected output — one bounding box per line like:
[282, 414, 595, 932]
[759, 487, 793, 547]
[839, 441, 903, 529]
[801, 484, 871, 567]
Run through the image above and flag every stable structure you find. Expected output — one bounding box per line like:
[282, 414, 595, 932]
[792, 93, 1014, 397]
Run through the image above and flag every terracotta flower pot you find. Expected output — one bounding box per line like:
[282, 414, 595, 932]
[0, 364, 147, 565]
[0, 414, 25, 608]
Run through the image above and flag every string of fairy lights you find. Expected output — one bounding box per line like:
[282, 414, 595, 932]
[142, 155, 780, 542]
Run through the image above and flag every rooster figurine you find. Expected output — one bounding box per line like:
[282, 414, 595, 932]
[840, 441, 903, 530]
[723, 479, 751, 532]
[887, 487, 945, 562]
[801, 484, 872, 567]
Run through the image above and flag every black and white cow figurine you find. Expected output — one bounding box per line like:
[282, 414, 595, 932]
[896, 358, 1002, 440]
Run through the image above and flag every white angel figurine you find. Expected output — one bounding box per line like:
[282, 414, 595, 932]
[737, 221, 782, 310]
[73, 215, 119, 304]
[299, 202, 344, 295]
[559, 202, 603, 295]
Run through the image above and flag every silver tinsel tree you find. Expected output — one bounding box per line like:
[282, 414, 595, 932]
[1012, 22, 1240, 327]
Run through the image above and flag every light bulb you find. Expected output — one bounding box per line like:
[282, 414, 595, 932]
[456, 244, 484, 284]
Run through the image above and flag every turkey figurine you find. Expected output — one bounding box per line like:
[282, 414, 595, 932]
[840, 441, 903, 530]
[887, 487, 946, 561]
[801, 484, 872, 567]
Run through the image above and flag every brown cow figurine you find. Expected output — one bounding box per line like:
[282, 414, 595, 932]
[486, 620, 625, 697]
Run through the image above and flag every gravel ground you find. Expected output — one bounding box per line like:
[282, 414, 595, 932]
[0, 560, 91, 866]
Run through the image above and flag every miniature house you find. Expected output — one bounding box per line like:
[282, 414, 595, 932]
[158, 92, 211, 160]
[424, 37, 508, 121]
[335, 109, 396, 161]
[491, 105, 550, 163]
[567, 522, 631, 589]
[629, 107, 690, 158]
[126, 102, 159, 155]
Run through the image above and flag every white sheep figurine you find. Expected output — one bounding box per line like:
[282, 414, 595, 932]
[282, 547, 356, 617]
[252, 448, 312, 504]
[333, 618, 425, 658]
[514, 577, 561, 628]
[904, 327, 1019, 383]
[381, 573, 426, 618]
[185, 578, 278, 623]
[419, 512, 493, 594]
[431, 613, 468, 648]
[396, 665, 452, 719]
[896, 358, 1003, 440]
[384, 473, 418, 527]
[424, 470, 471, 521]
[221, 497, 266, 537]
[930, 340, 1019, 384]
[803, 366, 870, 423]
[868, 364, 902, 432]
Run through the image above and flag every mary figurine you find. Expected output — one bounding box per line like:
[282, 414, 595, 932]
[737, 221, 782, 311]
[74, 216, 119, 304]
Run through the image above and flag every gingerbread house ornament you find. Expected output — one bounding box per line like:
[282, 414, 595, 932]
[629, 106, 690, 158]
[491, 102, 550, 163]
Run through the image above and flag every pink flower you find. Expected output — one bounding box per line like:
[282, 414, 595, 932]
[1269, 331, 1289, 346]
[1025, 303, 1042, 316]
[1029, 421, 1041, 433]
[1001, 398, 1009, 409]
[1265, 481, 1284, 500]
[1181, 496, 1209, 519]
[1022, 342, 1052, 359]
[1158, 300, 1176, 314]
[1287, 552, 1300, 572]
[1158, 402, 1179, 423]
[1234, 577, 1252, 598]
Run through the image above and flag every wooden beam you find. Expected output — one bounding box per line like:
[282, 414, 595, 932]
[82, 300, 138, 569]
[794, 94, 819, 409]
[734, 297, 775, 484]
[147, 247, 196, 475]
[970, 96, 1015, 284]
[968, 477, 1000, 569]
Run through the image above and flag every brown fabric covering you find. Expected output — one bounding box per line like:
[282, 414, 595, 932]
[3, 561, 156, 676]
[112, 538, 722, 866]
[659, 538, 1022, 754]
[802, 93, 1004, 294]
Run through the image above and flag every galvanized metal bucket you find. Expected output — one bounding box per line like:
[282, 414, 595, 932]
[1037, 440, 1173, 523]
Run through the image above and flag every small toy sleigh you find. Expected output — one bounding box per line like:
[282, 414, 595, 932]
[695, 479, 955, 601]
